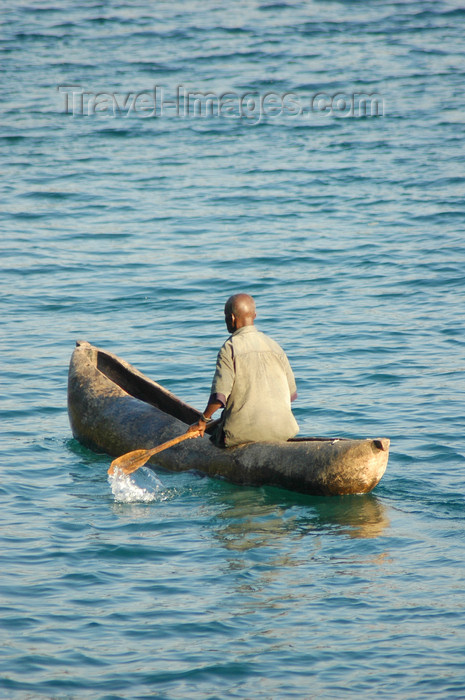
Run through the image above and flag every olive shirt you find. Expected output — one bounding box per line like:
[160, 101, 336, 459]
[210, 325, 299, 447]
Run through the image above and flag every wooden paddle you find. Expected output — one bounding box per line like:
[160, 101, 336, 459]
[108, 430, 202, 476]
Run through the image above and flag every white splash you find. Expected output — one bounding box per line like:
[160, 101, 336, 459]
[108, 466, 165, 503]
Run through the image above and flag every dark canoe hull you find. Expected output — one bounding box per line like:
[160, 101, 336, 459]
[67, 341, 389, 496]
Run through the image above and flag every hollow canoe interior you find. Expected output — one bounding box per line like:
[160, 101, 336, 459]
[96, 350, 200, 426]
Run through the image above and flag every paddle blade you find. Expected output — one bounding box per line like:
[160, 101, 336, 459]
[108, 449, 155, 476]
[108, 430, 202, 476]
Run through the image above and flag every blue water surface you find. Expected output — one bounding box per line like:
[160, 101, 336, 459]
[1, 1, 465, 698]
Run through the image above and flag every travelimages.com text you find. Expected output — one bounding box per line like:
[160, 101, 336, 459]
[57, 85, 384, 123]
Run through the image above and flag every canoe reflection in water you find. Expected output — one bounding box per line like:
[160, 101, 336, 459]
[213, 488, 390, 552]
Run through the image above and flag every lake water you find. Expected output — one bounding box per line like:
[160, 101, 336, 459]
[1, 1, 465, 697]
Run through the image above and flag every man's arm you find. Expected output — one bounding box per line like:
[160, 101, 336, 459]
[186, 340, 234, 437]
[187, 398, 224, 437]
[282, 352, 297, 402]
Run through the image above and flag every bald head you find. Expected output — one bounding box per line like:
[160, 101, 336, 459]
[226, 293, 256, 319]
[224, 294, 256, 333]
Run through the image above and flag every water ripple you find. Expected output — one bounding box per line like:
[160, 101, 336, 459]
[1, 0, 464, 698]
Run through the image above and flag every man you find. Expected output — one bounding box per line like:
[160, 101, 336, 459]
[188, 293, 299, 447]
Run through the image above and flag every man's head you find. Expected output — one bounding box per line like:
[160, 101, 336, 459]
[224, 293, 256, 333]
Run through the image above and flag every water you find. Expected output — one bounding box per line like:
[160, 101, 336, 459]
[108, 467, 166, 503]
[1, 0, 465, 697]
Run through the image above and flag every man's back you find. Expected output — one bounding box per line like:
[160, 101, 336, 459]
[212, 326, 299, 446]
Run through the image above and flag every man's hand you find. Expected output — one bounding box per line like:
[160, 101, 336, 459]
[186, 419, 207, 437]
[186, 401, 222, 438]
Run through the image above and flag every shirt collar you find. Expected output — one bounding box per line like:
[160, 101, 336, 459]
[232, 325, 257, 337]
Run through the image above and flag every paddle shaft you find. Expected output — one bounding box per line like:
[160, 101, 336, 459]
[108, 430, 201, 476]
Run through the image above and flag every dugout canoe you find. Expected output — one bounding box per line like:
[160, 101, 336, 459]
[67, 341, 389, 496]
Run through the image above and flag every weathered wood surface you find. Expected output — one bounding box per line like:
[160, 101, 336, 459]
[67, 341, 389, 496]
